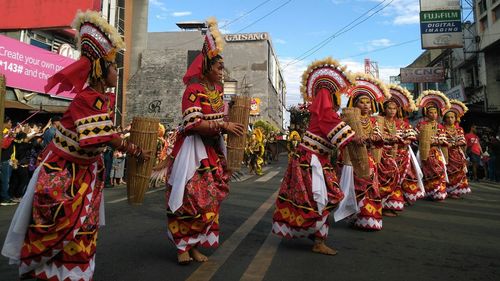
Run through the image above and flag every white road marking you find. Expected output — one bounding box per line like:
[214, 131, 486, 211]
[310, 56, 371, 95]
[255, 171, 280, 182]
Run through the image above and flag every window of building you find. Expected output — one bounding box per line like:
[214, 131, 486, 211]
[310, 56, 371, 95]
[494, 5, 500, 22]
[478, 0, 488, 15]
[480, 16, 489, 31]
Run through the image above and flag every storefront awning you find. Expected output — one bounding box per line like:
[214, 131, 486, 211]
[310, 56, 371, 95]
[5, 100, 35, 110]
[40, 104, 68, 113]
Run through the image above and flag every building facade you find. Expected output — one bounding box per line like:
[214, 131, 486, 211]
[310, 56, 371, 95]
[0, 0, 123, 123]
[126, 28, 286, 130]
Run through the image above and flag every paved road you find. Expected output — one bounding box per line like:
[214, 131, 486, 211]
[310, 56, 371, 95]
[1, 158, 499, 281]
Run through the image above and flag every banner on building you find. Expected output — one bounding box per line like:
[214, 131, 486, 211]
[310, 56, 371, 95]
[250, 97, 261, 116]
[420, 0, 463, 49]
[446, 84, 466, 102]
[0, 0, 101, 30]
[400, 67, 445, 83]
[0, 35, 77, 99]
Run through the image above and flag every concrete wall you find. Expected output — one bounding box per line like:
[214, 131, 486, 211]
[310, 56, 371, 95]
[126, 48, 187, 127]
[126, 31, 286, 130]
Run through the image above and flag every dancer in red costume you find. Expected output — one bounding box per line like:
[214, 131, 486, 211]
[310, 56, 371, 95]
[415, 90, 451, 201]
[272, 58, 355, 255]
[345, 74, 391, 230]
[2, 11, 150, 281]
[164, 18, 245, 265]
[380, 85, 422, 214]
[443, 100, 470, 198]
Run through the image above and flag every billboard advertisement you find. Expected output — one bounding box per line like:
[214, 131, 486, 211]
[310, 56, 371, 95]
[0, 35, 77, 99]
[0, 0, 101, 29]
[400, 67, 445, 83]
[420, 0, 463, 49]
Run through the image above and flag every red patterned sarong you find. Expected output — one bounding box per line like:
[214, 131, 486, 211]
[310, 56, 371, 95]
[20, 155, 104, 281]
[446, 147, 470, 196]
[272, 148, 343, 240]
[422, 147, 447, 200]
[165, 152, 229, 254]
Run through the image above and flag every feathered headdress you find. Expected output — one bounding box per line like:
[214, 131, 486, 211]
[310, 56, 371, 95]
[300, 57, 355, 105]
[382, 84, 416, 117]
[444, 99, 468, 121]
[289, 130, 301, 141]
[183, 17, 224, 85]
[253, 127, 264, 143]
[45, 10, 124, 94]
[346, 73, 390, 113]
[415, 90, 451, 116]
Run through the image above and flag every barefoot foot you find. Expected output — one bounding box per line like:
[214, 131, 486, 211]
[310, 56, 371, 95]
[383, 210, 397, 217]
[312, 241, 337, 256]
[190, 248, 208, 262]
[178, 251, 192, 265]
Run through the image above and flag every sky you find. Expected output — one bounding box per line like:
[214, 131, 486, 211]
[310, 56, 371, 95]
[147, 0, 424, 117]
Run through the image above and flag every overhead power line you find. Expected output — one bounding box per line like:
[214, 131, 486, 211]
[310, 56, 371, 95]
[235, 0, 293, 33]
[220, 0, 273, 28]
[342, 38, 420, 59]
[283, 0, 395, 69]
[169, 0, 290, 48]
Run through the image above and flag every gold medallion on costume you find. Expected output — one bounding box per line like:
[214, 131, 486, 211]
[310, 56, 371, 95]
[206, 87, 224, 112]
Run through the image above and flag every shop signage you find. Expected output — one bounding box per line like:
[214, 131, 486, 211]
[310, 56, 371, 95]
[225, 33, 268, 42]
[420, 0, 463, 49]
[420, 0, 460, 11]
[400, 67, 445, 83]
[446, 84, 466, 101]
[0, 35, 76, 99]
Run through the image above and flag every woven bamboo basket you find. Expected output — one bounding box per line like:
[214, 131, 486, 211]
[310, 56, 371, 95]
[127, 117, 159, 205]
[226, 95, 251, 171]
[342, 107, 370, 179]
[371, 116, 385, 164]
[419, 124, 432, 161]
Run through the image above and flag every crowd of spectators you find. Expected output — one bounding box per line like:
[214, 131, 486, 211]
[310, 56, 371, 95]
[0, 116, 131, 206]
[466, 125, 500, 183]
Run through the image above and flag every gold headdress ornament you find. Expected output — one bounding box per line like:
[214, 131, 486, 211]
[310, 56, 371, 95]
[444, 99, 468, 121]
[300, 57, 355, 105]
[415, 90, 451, 116]
[346, 73, 390, 113]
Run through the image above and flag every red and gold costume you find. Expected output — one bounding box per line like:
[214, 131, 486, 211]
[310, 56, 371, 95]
[272, 58, 355, 240]
[381, 85, 422, 210]
[165, 18, 228, 254]
[344, 74, 390, 230]
[443, 100, 470, 196]
[2, 11, 125, 280]
[396, 120, 423, 203]
[416, 90, 451, 201]
[377, 117, 401, 211]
